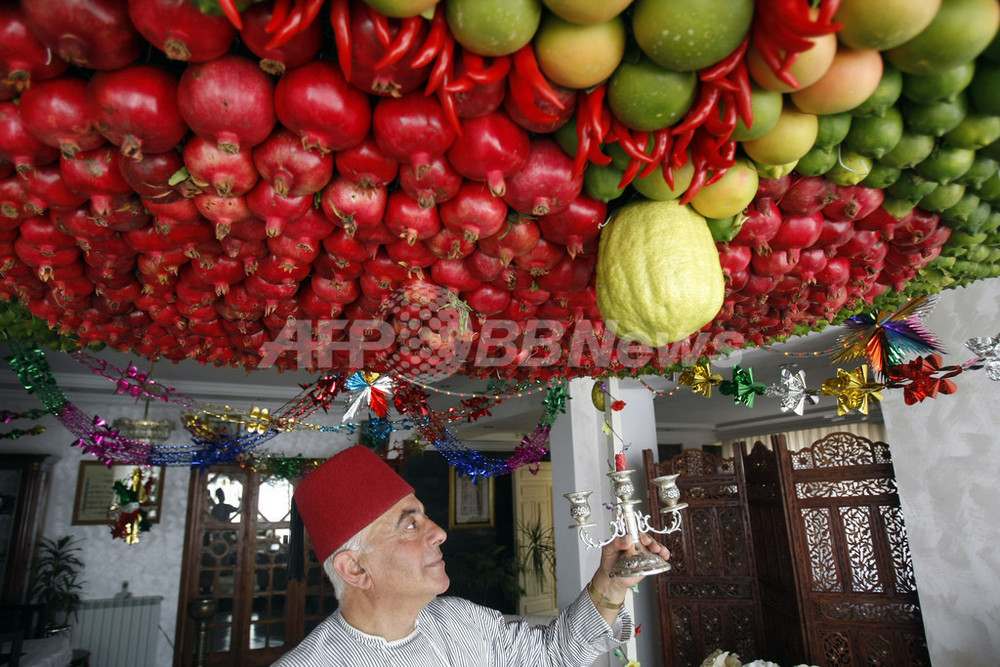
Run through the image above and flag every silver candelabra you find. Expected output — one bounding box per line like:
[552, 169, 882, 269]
[564, 469, 687, 578]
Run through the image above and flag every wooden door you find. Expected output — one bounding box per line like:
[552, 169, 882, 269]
[174, 465, 336, 666]
[643, 449, 764, 667]
[512, 463, 557, 616]
[777, 432, 930, 665]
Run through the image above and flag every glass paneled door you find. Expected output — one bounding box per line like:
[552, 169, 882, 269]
[175, 465, 337, 666]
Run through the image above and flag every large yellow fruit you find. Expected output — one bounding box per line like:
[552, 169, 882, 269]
[596, 200, 724, 346]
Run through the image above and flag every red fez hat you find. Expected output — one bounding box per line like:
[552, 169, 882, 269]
[294, 446, 414, 563]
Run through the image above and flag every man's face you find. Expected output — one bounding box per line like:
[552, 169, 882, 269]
[358, 494, 449, 602]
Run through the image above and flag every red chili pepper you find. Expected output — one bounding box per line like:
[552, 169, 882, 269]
[266, 3, 303, 50]
[703, 94, 738, 139]
[410, 8, 446, 69]
[817, 0, 842, 26]
[467, 55, 511, 85]
[586, 139, 612, 167]
[507, 71, 560, 125]
[375, 15, 422, 70]
[699, 36, 749, 82]
[330, 0, 352, 80]
[573, 110, 593, 180]
[672, 83, 721, 136]
[729, 62, 754, 128]
[610, 118, 654, 165]
[638, 128, 672, 179]
[617, 151, 645, 190]
[425, 34, 453, 95]
[679, 160, 708, 205]
[437, 87, 462, 137]
[672, 128, 694, 170]
[217, 0, 243, 30]
[585, 84, 609, 143]
[367, 5, 392, 48]
[751, 26, 800, 89]
[513, 45, 566, 111]
[300, 0, 325, 31]
[266, 0, 292, 34]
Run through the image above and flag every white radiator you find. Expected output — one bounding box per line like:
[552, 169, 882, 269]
[70, 595, 162, 666]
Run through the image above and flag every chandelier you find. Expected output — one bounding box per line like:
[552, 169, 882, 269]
[112, 361, 175, 445]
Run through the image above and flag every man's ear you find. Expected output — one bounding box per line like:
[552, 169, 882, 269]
[333, 551, 371, 590]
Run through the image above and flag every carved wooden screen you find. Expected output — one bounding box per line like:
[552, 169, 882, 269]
[740, 438, 807, 665]
[643, 449, 764, 667]
[777, 432, 930, 665]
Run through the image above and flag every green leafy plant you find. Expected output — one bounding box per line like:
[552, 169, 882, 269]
[517, 518, 556, 588]
[28, 535, 86, 630]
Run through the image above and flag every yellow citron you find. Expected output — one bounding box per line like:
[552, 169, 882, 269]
[741, 104, 818, 166]
[689, 159, 759, 219]
[596, 199, 724, 347]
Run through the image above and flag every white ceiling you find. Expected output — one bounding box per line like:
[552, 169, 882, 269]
[0, 323, 875, 451]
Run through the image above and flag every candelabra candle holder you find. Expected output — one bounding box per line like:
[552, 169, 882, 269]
[564, 468, 687, 578]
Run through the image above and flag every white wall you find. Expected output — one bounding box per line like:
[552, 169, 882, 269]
[880, 277, 1000, 664]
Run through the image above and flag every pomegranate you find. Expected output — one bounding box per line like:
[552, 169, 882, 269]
[335, 134, 399, 188]
[60, 146, 132, 217]
[855, 206, 909, 240]
[439, 181, 508, 243]
[128, 0, 236, 62]
[446, 111, 531, 197]
[769, 212, 825, 251]
[502, 138, 583, 216]
[815, 256, 851, 285]
[536, 253, 596, 293]
[431, 258, 484, 293]
[425, 227, 475, 260]
[183, 135, 260, 197]
[320, 177, 388, 236]
[191, 253, 246, 295]
[119, 150, 187, 202]
[779, 176, 837, 215]
[513, 236, 565, 275]
[536, 193, 606, 257]
[791, 247, 829, 283]
[240, 1, 323, 75]
[503, 77, 576, 134]
[463, 283, 511, 316]
[812, 217, 855, 255]
[245, 180, 312, 237]
[384, 190, 441, 245]
[755, 174, 792, 202]
[822, 185, 885, 222]
[835, 228, 881, 258]
[253, 128, 334, 197]
[0, 4, 68, 92]
[372, 93, 457, 177]
[479, 215, 541, 266]
[194, 193, 252, 240]
[21, 165, 88, 214]
[732, 198, 782, 252]
[86, 65, 189, 162]
[178, 55, 276, 154]
[274, 60, 371, 153]
[0, 101, 61, 175]
[21, 0, 144, 70]
[398, 156, 462, 209]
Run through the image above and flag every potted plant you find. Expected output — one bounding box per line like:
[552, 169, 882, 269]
[28, 535, 86, 634]
[517, 517, 556, 589]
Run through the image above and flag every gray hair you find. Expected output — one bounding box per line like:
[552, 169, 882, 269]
[323, 527, 374, 602]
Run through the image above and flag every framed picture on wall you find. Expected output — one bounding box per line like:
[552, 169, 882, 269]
[448, 468, 494, 530]
[72, 461, 165, 525]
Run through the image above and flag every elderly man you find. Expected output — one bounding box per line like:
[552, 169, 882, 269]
[274, 445, 668, 666]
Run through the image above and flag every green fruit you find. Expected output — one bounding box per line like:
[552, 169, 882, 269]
[939, 191, 982, 226]
[825, 149, 872, 185]
[968, 63, 1000, 114]
[877, 131, 936, 169]
[886, 0, 1000, 75]
[888, 170, 939, 201]
[552, 117, 579, 156]
[730, 84, 784, 142]
[605, 141, 630, 170]
[915, 145, 976, 183]
[706, 212, 746, 242]
[957, 154, 999, 189]
[607, 51, 698, 131]
[752, 160, 798, 179]
[881, 196, 918, 219]
[975, 169, 1000, 201]
[631, 0, 754, 72]
[361, 0, 439, 17]
[901, 62, 976, 103]
[920, 181, 967, 211]
[794, 145, 837, 176]
[942, 113, 1000, 149]
[632, 160, 695, 200]
[851, 64, 904, 117]
[445, 0, 542, 57]
[542, 0, 634, 25]
[834, 0, 942, 51]
[902, 93, 968, 136]
[596, 199, 725, 346]
[844, 106, 904, 159]
[862, 163, 902, 189]
[813, 112, 853, 149]
[584, 163, 627, 202]
[534, 12, 626, 89]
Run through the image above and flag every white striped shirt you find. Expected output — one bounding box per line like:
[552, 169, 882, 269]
[273, 589, 632, 666]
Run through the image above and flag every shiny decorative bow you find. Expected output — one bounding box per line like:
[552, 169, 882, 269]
[966, 333, 1000, 381]
[719, 365, 767, 408]
[678, 362, 724, 397]
[887, 354, 962, 404]
[766, 367, 820, 415]
[343, 372, 394, 421]
[833, 295, 944, 379]
[245, 407, 273, 435]
[821, 366, 884, 415]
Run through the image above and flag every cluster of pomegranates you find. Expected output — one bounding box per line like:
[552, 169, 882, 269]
[0, 0, 948, 379]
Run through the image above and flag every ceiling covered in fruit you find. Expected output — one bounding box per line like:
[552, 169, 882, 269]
[2, 0, 999, 399]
